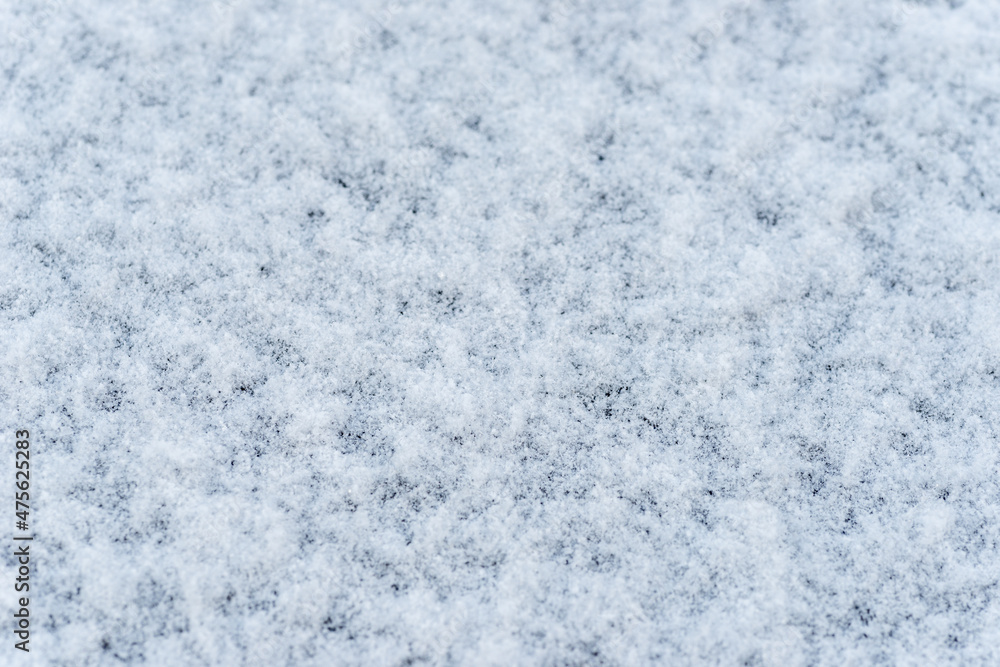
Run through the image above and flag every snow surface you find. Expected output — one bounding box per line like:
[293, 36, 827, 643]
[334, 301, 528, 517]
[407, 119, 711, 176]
[2, 0, 1000, 664]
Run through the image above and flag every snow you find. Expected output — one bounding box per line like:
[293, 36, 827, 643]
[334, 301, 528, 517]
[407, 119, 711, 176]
[2, 0, 999, 664]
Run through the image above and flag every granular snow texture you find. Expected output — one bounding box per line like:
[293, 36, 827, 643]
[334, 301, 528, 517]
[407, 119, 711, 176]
[2, 0, 1000, 664]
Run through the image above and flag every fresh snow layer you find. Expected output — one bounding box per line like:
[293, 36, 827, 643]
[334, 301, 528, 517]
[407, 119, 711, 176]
[2, 0, 1000, 664]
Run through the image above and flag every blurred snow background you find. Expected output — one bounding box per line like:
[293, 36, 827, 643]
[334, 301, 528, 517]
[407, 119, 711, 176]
[2, 0, 999, 664]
